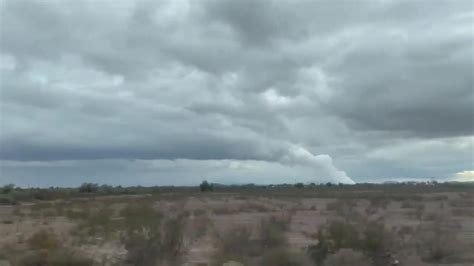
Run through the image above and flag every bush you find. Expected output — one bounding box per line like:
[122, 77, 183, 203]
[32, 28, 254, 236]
[416, 218, 458, 263]
[361, 220, 396, 266]
[308, 219, 397, 266]
[261, 248, 303, 266]
[400, 200, 423, 209]
[121, 202, 162, 232]
[199, 180, 214, 192]
[120, 203, 163, 265]
[214, 226, 256, 264]
[78, 183, 99, 194]
[161, 214, 186, 262]
[19, 249, 93, 266]
[1, 184, 15, 194]
[73, 205, 116, 239]
[326, 200, 358, 221]
[28, 230, 59, 251]
[308, 228, 330, 265]
[323, 249, 371, 266]
[260, 216, 289, 249]
[120, 206, 186, 266]
[294, 183, 304, 189]
[326, 220, 359, 250]
[122, 230, 162, 266]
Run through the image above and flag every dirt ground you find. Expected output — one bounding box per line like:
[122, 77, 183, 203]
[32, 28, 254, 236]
[1, 189, 473, 266]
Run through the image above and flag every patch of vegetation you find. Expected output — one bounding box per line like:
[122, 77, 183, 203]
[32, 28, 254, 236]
[189, 214, 210, 240]
[28, 230, 59, 251]
[120, 203, 187, 266]
[242, 202, 271, 212]
[213, 226, 256, 265]
[200, 180, 214, 192]
[294, 183, 305, 189]
[416, 217, 459, 263]
[400, 200, 423, 209]
[261, 248, 303, 266]
[326, 200, 359, 222]
[19, 249, 94, 266]
[260, 216, 290, 249]
[308, 219, 397, 266]
[78, 183, 99, 194]
[451, 208, 474, 217]
[72, 205, 118, 242]
[213, 206, 237, 215]
[323, 248, 371, 266]
[161, 214, 186, 263]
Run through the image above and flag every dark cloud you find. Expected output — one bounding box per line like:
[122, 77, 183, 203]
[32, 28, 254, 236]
[0, 0, 472, 184]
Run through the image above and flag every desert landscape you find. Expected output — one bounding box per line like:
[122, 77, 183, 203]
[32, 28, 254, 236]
[1, 0, 473, 265]
[0, 182, 473, 266]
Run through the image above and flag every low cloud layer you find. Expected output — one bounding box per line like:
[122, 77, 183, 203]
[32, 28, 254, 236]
[0, 0, 472, 186]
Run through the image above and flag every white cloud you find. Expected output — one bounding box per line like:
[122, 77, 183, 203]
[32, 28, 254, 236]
[452, 170, 474, 182]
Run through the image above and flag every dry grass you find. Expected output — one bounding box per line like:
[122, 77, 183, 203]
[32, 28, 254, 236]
[1, 183, 473, 266]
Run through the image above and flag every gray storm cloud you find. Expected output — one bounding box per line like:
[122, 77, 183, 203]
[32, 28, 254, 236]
[0, 0, 472, 185]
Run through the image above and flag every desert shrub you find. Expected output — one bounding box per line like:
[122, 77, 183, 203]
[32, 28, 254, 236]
[53, 203, 65, 216]
[450, 198, 474, 208]
[260, 216, 289, 249]
[78, 183, 99, 194]
[326, 220, 359, 250]
[200, 181, 214, 192]
[451, 208, 474, 217]
[30, 202, 54, 212]
[361, 221, 395, 266]
[122, 230, 162, 266]
[1, 184, 15, 194]
[423, 212, 438, 221]
[28, 230, 59, 251]
[261, 248, 303, 266]
[242, 202, 271, 212]
[19, 249, 94, 266]
[2, 219, 14, 224]
[213, 206, 236, 215]
[417, 230, 456, 262]
[161, 214, 186, 263]
[0, 195, 16, 205]
[121, 207, 187, 266]
[397, 225, 413, 237]
[294, 183, 304, 189]
[400, 200, 416, 208]
[428, 195, 448, 201]
[416, 218, 459, 263]
[323, 249, 371, 266]
[121, 202, 162, 232]
[368, 196, 389, 210]
[214, 226, 256, 264]
[326, 200, 358, 221]
[72, 205, 117, 240]
[193, 208, 207, 216]
[190, 215, 210, 240]
[308, 228, 330, 265]
[326, 200, 343, 211]
[47, 250, 93, 266]
[308, 219, 397, 266]
[120, 203, 163, 265]
[65, 209, 87, 220]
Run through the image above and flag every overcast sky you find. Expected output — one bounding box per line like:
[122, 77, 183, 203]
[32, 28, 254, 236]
[0, 0, 473, 187]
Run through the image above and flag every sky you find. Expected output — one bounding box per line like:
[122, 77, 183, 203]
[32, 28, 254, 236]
[0, 0, 473, 187]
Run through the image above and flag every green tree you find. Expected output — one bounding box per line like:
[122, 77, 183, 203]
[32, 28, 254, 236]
[199, 180, 213, 192]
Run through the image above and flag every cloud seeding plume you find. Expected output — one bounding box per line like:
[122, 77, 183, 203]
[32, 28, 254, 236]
[280, 145, 355, 184]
